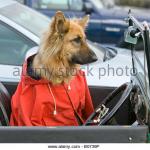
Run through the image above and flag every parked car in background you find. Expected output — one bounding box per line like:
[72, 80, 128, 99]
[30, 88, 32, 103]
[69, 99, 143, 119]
[0, 0, 138, 99]
[16, 0, 150, 48]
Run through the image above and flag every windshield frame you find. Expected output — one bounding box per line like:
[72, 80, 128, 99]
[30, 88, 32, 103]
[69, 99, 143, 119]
[126, 13, 150, 99]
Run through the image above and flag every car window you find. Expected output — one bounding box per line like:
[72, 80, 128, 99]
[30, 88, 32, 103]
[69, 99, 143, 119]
[69, 0, 83, 11]
[31, 0, 83, 11]
[32, 0, 69, 10]
[89, 0, 104, 9]
[0, 3, 50, 37]
[101, 0, 115, 8]
[0, 22, 36, 66]
[15, 0, 25, 4]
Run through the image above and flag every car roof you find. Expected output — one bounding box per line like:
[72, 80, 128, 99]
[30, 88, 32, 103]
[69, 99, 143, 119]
[0, 0, 16, 8]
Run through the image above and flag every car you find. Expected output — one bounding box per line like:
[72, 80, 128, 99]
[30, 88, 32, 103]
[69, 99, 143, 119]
[0, 0, 138, 99]
[16, 0, 150, 47]
[0, 12, 149, 143]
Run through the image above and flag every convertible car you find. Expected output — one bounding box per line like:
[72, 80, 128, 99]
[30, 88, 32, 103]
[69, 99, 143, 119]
[0, 12, 149, 143]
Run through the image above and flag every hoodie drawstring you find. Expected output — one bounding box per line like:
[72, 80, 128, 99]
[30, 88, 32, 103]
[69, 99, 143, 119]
[48, 84, 57, 115]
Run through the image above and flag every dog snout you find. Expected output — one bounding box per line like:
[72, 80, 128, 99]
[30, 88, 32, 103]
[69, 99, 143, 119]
[88, 50, 98, 63]
[71, 49, 98, 65]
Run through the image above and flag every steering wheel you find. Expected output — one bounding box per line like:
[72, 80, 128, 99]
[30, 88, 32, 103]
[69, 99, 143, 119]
[84, 83, 133, 126]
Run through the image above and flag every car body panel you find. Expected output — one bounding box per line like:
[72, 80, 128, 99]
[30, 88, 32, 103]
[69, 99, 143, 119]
[83, 47, 133, 87]
[0, 126, 148, 143]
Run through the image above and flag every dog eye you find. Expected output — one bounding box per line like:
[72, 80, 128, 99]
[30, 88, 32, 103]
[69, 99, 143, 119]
[72, 37, 81, 44]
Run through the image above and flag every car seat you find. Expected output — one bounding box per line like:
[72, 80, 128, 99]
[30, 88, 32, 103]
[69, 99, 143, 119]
[0, 82, 11, 126]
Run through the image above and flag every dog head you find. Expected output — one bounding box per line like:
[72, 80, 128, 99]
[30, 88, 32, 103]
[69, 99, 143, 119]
[34, 11, 98, 83]
[47, 11, 98, 65]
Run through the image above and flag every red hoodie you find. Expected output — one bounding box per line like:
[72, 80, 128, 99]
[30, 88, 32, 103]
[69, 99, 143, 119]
[10, 56, 94, 126]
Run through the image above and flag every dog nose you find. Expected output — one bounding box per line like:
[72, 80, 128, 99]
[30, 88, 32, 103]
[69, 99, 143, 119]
[89, 50, 98, 62]
[91, 53, 98, 62]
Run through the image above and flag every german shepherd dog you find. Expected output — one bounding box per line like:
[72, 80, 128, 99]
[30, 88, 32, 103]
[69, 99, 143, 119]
[10, 11, 97, 126]
[32, 11, 97, 84]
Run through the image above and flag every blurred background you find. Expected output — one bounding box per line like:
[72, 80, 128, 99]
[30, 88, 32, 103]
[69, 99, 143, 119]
[116, 0, 150, 8]
[15, 0, 150, 8]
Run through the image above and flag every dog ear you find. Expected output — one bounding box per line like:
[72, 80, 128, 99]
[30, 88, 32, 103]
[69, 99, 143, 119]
[78, 15, 90, 29]
[53, 11, 69, 35]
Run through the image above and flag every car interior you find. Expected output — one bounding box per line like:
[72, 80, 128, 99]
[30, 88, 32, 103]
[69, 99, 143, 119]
[0, 80, 140, 126]
[0, 78, 148, 143]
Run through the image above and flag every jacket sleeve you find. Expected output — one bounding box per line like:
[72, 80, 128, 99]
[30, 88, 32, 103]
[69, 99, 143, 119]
[82, 73, 94, 121]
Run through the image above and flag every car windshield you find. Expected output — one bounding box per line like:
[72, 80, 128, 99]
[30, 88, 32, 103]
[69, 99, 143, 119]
[0, 3, 50, 37]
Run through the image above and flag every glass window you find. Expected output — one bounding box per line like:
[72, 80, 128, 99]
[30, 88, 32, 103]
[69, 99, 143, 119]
[15, 0, 25, 4]
[0, 23, 36, 66]
[89, 0, 104, 9]
[32, 0, 69, 10]
[0, 3, 50, 37]
[69, 0, 83, 11]
[31, 0, 83, 11]
[101, 0, 115, 8]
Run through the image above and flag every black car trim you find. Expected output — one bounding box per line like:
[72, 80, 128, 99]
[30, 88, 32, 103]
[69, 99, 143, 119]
[0, 126, 148, 143]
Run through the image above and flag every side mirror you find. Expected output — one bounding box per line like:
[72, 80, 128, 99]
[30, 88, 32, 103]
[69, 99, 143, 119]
[83, 2, 93, 15]
[25, 46, 38, 60]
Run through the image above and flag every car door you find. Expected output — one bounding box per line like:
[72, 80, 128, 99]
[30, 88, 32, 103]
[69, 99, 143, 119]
[98, 9, 127, 45]
[0, 126, 148, 143]
[86, 0, 127, 45]
[0, 21, 37, 96]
